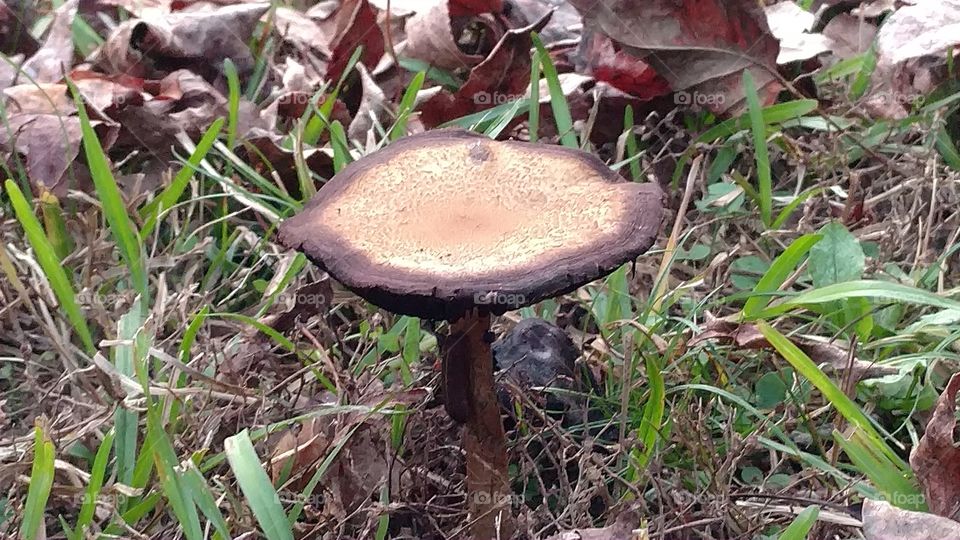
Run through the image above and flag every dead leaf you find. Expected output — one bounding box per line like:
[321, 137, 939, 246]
[110, 69, 227, 154]
[94, 3, 269, 82]
[512, 0, 582, 45]
[0, 0, 38, 56]
[71, 70, 147, 114]
[348, 63, 391, 140]
[910, 372, 960, 519]
[3, 83, 75, 115]
[0, 114, 83, 191]
[419, 11, 550, 127]
[861, 0, 959, 119]
[19, 0, 77, 83]
[403, 0, 505, 71]
[822, 13, 877, 59]
[569, 0, 781, 115]
[765, 2, 833, 64]
[0, 55, 19, 92]
[270, 380, 423, 520]
[876, 0, 960, 67]
[862, 498, 960, 540]
[326, 0, 385, 84]
[273, 7, 332, 55]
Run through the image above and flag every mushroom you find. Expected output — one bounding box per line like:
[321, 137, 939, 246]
[278, 129, 663, 539]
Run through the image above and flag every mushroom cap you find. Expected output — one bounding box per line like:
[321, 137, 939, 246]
[278, 129, 664, 320]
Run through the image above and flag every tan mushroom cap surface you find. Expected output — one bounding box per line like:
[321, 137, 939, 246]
[279, 129, 664, 319]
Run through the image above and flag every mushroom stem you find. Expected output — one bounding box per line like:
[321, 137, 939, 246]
[445, 310, 514, 540]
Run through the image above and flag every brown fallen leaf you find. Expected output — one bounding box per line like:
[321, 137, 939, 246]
[326, 0, 385, 85]
[109, 69, 228, 154]
[348, 63, 391, 140]
[271, 6, 332, 82]
[0, 114, 83, 192]
[909, 372, 960, 520]
[0, 0, 38, 56]
[0, 55, 19, 92]
[822, 13, 877, 60]
[862, 498, 960, 540]
[512, 0, 582, 45]
[93, 3, 269, 83]
[19, 0, 77, 83]
[569, 0, 781, 115]
[419, 11, 550, 127]
[403, 0, 506, 72]
[270, 380, 425, 520]
[3, 83, 76, 114]
[71, 70, 147, 114]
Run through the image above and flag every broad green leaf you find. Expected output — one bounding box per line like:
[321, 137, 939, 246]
[809, 222, 865, 287]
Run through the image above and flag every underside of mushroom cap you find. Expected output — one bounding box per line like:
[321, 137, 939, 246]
[278, 129, 664, 320]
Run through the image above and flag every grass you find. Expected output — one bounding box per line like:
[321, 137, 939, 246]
[2, 9, 960, 540]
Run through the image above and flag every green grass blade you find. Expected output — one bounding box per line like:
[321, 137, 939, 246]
[140, 118, 224, 236]
[743, 234, 822, 318]
[756, 322, 910, 471]
[224, 430, 294, 540]
[223, 59, 241, 149]
[834, 430, 923, 510]
[4, 180, 94, 354]
[743, 71, 772, 226]
[149, 407, 203, 540]
[532, 32, 577, 148]
[389, 71, 425, 140]
[21, 422, 55, 540]
[114, 303, 144, 489]
[69, 80, 148, 303]
[39, 190, 74, 260]
[528, 52, 541, 142]
[180, 461, 232, 539]
[624, 105, 641, 181]
[635, 352, 665, 470]
[777, 505, 819, 540]
[935, 127, 960, 171]
[75, 430, 116, 536]
[783, 280, 960, 312]
[330, 121, 351, 172]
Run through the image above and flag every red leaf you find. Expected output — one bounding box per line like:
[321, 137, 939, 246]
[569, 0, 781, 115]
[327, 0, 385, 84]
[910, 373, 960, 519]
[419, 12, 550, 127]
[584, 33, 671, 100]
[449, 0, 503, 17]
